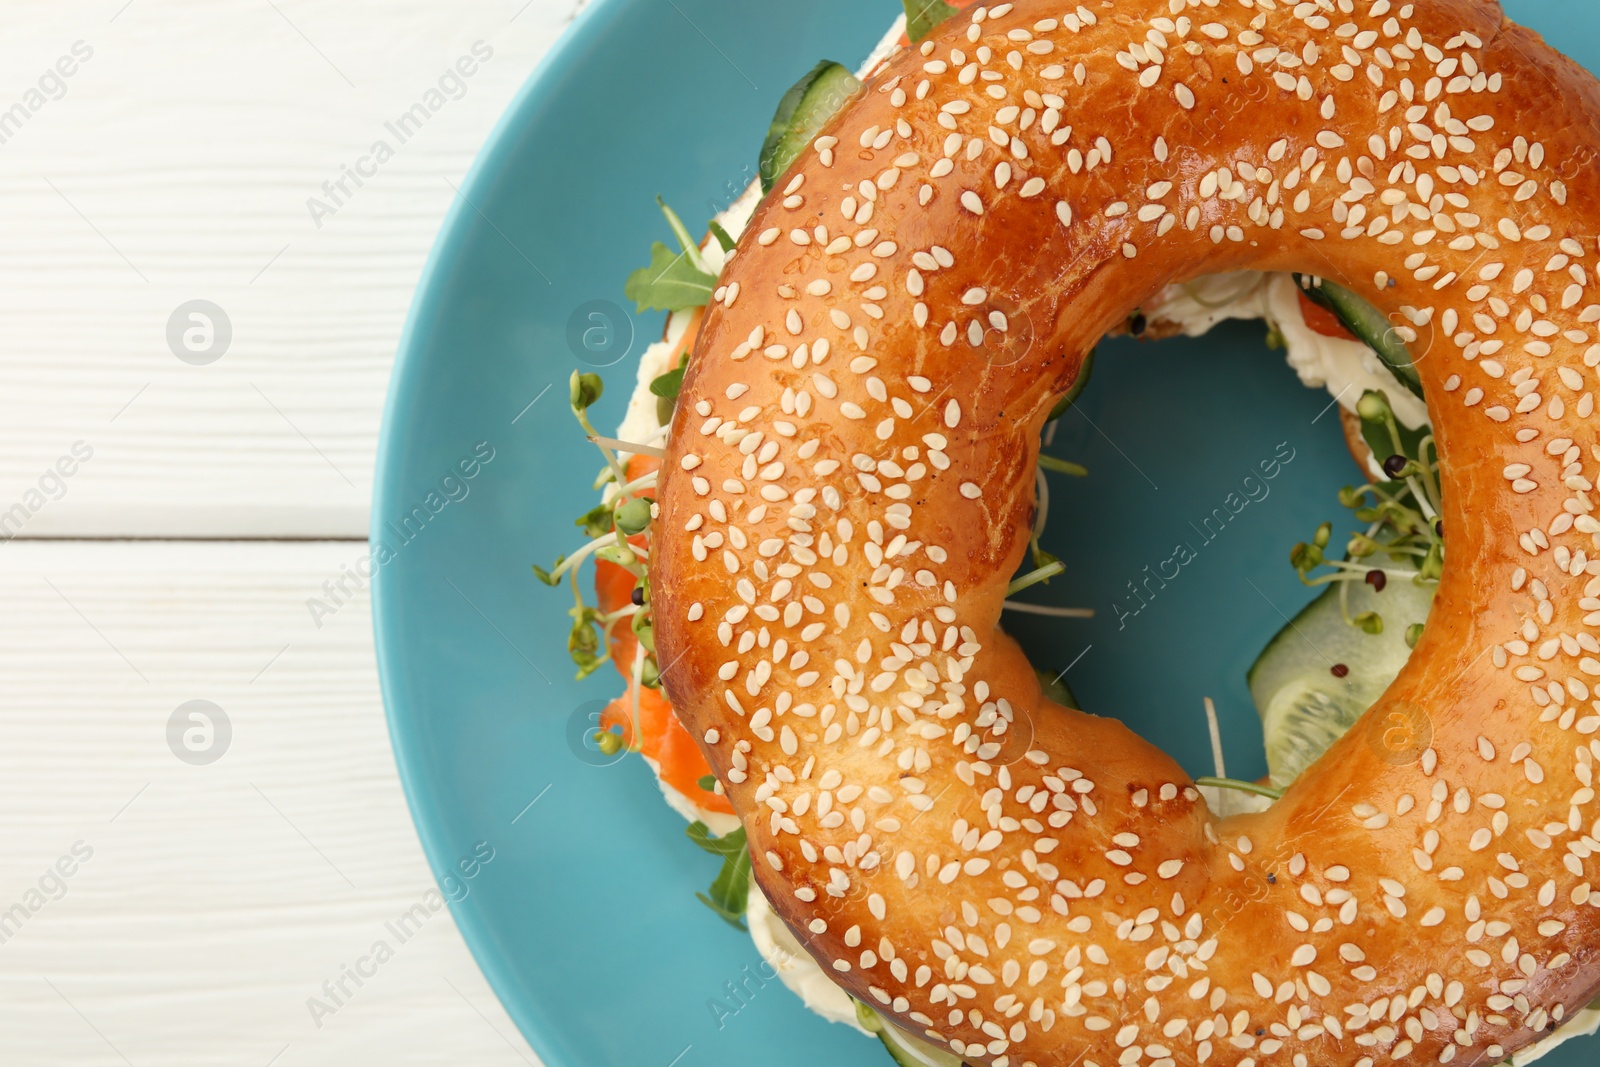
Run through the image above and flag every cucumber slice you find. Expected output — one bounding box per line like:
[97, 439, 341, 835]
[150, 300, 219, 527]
[1295, 275, 1423, 400]
[759, 61, 861, 194]
[1047, 348, 1096, 421]
[1248, 574, 1435, 789]
[1034, 667, 1080, 710]
[856, 1002, 964, 1067]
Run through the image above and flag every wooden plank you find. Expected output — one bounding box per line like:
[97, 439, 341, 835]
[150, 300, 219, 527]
[0, 540, 536, 1066]
[0, 1, 577, 537]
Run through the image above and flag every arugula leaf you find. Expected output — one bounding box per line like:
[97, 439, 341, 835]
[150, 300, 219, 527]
[624, 242, 717, 313]
[623, 197, 719, 312]
[649, 353, 689, 401]
[697, 853, 753, 927]
[708, 220, 737, 254]
[904, 0, 960, 42]
[687, 822, 745, 856]
[655, 196, 709, 273]
[687, 822, 752, 927]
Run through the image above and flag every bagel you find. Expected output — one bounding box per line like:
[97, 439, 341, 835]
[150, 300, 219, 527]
[650, 1, 1600, 1064]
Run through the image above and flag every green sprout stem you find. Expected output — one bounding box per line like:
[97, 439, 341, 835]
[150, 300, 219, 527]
[1301, 562, 1422, 588]
[1376, 403, 1407, 464]
[1415, 435, 1443, 514]
[588, 433, 666, 460]
[628, 643, 646, 755]
[568, 568, 588, 619]
[1002, 600, 1094, 618]
[657, 197, 711, 275]
[600, 609, 635, 649]
[1029, 468, 1051, 567]
[1038, 455, 1089, 477]
[611, 541, 649, 562]
[1326, 561, 1422, 578]
[617, 471, 660, 496]
[1405, 476, 1439, 521]
[1344, 484, 1381, 505]
[1196, 776, 1284, 801]
[575, 408, 631, 490]
[1007, 561, 1065, 597]
[548, 531, 621, 583]
[571, 569, 611, 673]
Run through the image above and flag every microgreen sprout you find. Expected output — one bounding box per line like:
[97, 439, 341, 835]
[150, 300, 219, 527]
[569, 372, 631, 487]
[536, 366, 672, 681]
[1038, 455, 1089, 477]
[615, 497, 653, 536]
[1016, 373, 1094, 611]
[1290, 388, 1441, 635]
[1196, 776, 1285, 801]
[1007, 560, 1065, 597]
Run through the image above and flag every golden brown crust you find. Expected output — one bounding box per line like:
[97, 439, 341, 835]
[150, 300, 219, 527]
[653, 2, 1600, 1064]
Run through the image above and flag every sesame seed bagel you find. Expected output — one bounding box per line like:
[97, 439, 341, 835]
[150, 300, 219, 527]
[652, 2, 1600, 1064]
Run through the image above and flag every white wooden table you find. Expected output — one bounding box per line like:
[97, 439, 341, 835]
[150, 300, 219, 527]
[0, 2, 584, 1062]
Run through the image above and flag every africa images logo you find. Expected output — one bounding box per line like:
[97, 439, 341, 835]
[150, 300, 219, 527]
[1113, 441, 1298, 629]
[305, 42, 495, 229]
[306, 441, 495, 629]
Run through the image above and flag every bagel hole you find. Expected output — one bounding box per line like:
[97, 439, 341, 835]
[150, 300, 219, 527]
[1009, 312, 1434, 792]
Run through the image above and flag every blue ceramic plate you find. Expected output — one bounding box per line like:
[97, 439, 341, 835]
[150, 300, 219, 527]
[374, 2, 1600, 1064]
